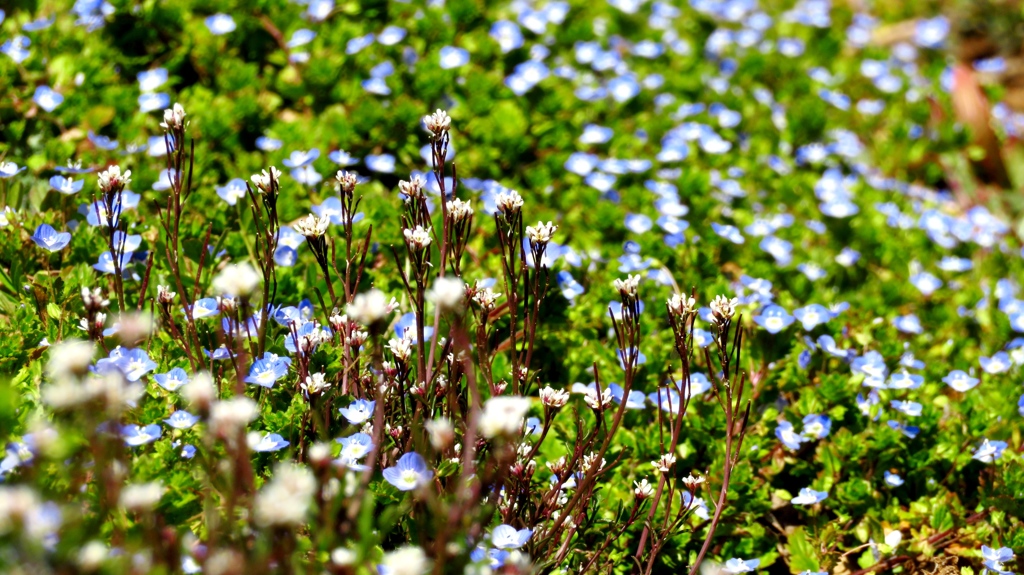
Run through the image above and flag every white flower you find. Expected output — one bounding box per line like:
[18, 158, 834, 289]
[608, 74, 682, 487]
[381, 545, 430, 575]
[613, 275, 641, 299]
[46, 339, 95, 381]
[335, 170, 358, 194]
[667, 293, 696, 317]
[582, 386, 612, 409]
[119, 482, 164, 512]
[209, 397, 258, 437]
[446, 198, 473, 222]
[710, 295, 738, 322]
[388, 335, 413, 363]
[423, 109, 451, 136]
[634, 478, 654, 499]
[425, 417, 455, 450]
[302, 372, 330, 395]
[254, 463, 316, 527]
[427, 276, 466, 314]
[404, 226, 433, 250]
[347, 289, 389, 326]
[77, 540, 109, 571]
[479, 396, 532, 439]
[293, 213, 330, 238]
[251, 166, 281, 193]
[159, 103, 187, 131]
[97, 165, 131, 193]
[526, 221, 558, 244]
[398, 176, 426, 199]
[212, 262, 262, 297]
[682, 474, 705, 487]
[472, 286, 501, 311]
[81, 287, 109, 310]
[539, 386, 569, 408]
[495, 189, 524, 214]
[157, 285, 176, 304]
[651, 453, 676, 473]
[181, 371, 215, 410]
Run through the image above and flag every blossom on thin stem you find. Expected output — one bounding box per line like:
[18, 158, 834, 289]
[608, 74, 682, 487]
[159, 103, 187, 131]
[294, 214, 330, 238]
[667, 293, 697, 317]
[424, 109, 451, 137]
[398, 176, 426, 200]
[97, 165, 131, 194]
[613, 275, 641, 301]
[710, 295, 738, 323]
[495, 189, 524, 214]
[526, 221, 557, 245]
[446, 198, 473, 222]
[539, 386, 569, 408]
[404, 226, 432, 250]
[251, 167, 281, 194]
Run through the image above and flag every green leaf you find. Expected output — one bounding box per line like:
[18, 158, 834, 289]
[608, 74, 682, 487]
[787, 527, 819, 574]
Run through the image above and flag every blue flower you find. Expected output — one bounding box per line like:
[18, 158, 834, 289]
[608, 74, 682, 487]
[0, 161, 26, 178]
[123, 424, 162, 447]
[256, 136, 282, 152]
[776, 421, 805, 450]
[377, 25, 406, 46]
[185, 297, 220, 319]
[972, 439, 1007, 463]
[93, 251, 134, 275]
[282, 148, 320, 169]
[338, 399, 376, 425]
[33, 86, 63, 112]
[284, 321, 332, 355]
[364, 153, 395, 173]
[793, 304, 832, 330]
[245, 353, 291, 388]
[336, 432, 374, 465]
[722, 558, 760, 574]
[890, 400, 922, 417]
[154, 367, 190, 392]
[753, 305, 794, 334]
[382, 452, 433, 491]
[490, 21, 523, 53]
[608, 384, 646, 409]
[887, 371, 923, 390]
[137, 68, 168, 92]
[648, 388, 682, 412]
[981, 546, 1015, 574]
[164, 411, 200, 430]
[113, 348, 158, 381]
[980, 352, 1011, 374]
[216, 178, 248, 206]
[139, 92, 171, 113]
[439, 46, 469, 69]
[942, 370, 979, 392]
[181, 444, 196, 459]
[250, 433, 290, 452]
[915, 16, 948, 48]
[884, 471, 903, 487]
[491, 524, 533, 549]
[801, 414, 831, 439]
[1, 36, 31, 64]
[205, 13, 236, 35]
[50, 175, 84, 195]
[791, 487, 828, 505]
[31, 224, 72, 251]
[394, 312, 433, 342]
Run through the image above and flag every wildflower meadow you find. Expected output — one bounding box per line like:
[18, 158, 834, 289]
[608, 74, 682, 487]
[0, 0, 1022, 574]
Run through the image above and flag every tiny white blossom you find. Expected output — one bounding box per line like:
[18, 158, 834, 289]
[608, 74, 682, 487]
[209, 397, 258, 437]
[526, 221, 558, 244]
[251, 166, 281, 193]
[301, 372, 330, 395]
[254, 463, 316, 527]
[347, 289, 390, 326]
[472, 286, 501, 311]
[446, 198, 474, 222]
[159, 103, 187, 131]
[667, 293, 697, 317]
[423, 109, 451, 136]
[613, 275, 641, 299]
[97, 165, 131, 193]
[335, 170, 358, 194]
[404, 226, 433, 250]
[398, 176, 426, 199]
[212, 262, 262, 297]
[479, 396, 532, 439]
[293, 213, 330, 238]
[710, 295, 738, 323]
[634, 478, 654, 499]
[495, 189, 524, 214]
[539, 386, 570, 408]
[119, 482, 164, 512]
[652, 453, 676, 473]
[427, 276, 466, 314]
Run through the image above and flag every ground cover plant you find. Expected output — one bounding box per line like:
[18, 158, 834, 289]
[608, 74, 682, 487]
[0, 0, 1022, 573]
